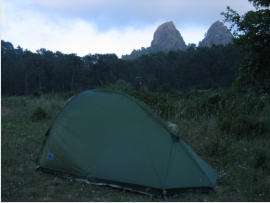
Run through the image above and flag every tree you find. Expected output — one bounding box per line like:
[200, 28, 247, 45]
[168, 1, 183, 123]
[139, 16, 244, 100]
[25, 54, 54, 90]
[91, 55, 112, 86]
[83, 54, 116, 87]
[65, 53, 82, 92]
[221, 0, 270, 91]
[1, 40, 14, 53]
[54, 51, 68, 92]
[1, 40, 15, 94]
[187, 43, 197, 49]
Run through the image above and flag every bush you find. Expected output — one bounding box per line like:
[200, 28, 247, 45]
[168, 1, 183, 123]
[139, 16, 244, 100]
[215, 89, 269, 139]
[208, 93, 225, 106]
[218, 114, 270, 139]
[162, 84, 170, 92]
[131, 91, 177, 119]
[252, 147, 269, 169]
[51, 103, 61, 111]
[103, 80, 133, 95]
[232, 115, 257, 136]
[138, 86, 148, 93]
[203, 133, 232, 157]
[31, 107, 47, 121]
[147, 79, 158, 92]
[32, 90, 41, 98]
[63, 92, 76, 100]
[20, 98, 27, 106]
[218, 116, 231, 133]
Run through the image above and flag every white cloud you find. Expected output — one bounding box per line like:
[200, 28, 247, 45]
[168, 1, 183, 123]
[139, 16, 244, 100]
[54, 20, 161, 57]
[20, 0, 255, 30]
[1, 1, 161, 57]
[1, 0, 255, 57]
[180, 27, 207, 46]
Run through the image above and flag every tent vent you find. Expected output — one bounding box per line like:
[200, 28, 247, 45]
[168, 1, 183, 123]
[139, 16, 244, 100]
[47, 153, 54, 160]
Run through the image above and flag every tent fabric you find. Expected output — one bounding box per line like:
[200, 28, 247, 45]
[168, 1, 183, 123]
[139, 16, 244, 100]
[36, 89, 219, 195]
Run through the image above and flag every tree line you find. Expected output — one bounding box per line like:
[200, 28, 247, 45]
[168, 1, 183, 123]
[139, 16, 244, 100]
[1, 40, 245, 96]
[2, 0, 269, 95]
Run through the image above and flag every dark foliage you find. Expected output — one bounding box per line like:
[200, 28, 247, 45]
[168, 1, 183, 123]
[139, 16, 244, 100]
[252, 147, 269, 169]
[31, 107, 47, 121]
[32, 90, 41, 98]
[1, 40, 245, 96]
[221, 0, 270, 92]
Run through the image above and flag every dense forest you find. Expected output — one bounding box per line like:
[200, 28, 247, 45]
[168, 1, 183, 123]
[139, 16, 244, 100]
[1, 40, 245, 95]
[121, 45, 162, 60]
[121, 43, 196, 60]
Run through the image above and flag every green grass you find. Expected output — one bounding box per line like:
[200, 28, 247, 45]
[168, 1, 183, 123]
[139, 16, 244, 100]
[1, 89, 270, 201]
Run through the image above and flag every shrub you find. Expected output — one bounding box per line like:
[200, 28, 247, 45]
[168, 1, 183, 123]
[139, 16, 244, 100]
[218, 114, 270, 139]
[204, 137, 221, 157]
[252, 147, 269, 169]
[162, 84, 170, 92]
[131, 91, 177, 119]
[147, 78, 158, 92]
[232, 115, 256, 137]
[31, 107, 47, 121]
[51, 103, 61, 111]
[63, 92, 76, 100]
[218, 117, 232, 134]
[155, 100, 175, 120]
[20, 98, 27, 106]
[138, 86, 148, 93]
[204, 133, 231, 157]
[208, 93, 225, 106]
[216, 89, 270, 139]
[32, 90, 41, 98]
[68, 92, 76, 98]
[103, 80, 133, 95]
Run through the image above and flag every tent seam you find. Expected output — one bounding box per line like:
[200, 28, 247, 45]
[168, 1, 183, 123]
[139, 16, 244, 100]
[162, 142, 175, 189]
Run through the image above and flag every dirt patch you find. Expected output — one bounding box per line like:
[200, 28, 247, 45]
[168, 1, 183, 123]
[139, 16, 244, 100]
[1, 107, 19, 116]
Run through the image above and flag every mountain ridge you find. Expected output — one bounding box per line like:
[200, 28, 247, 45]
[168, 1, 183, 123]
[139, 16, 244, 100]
[199, 20, 233, 47]
[151, 21, 186, 51]
[121, 20, 233, 60]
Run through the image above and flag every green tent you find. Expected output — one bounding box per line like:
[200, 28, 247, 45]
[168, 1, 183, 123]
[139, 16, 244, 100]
[36, 89, 219, 196]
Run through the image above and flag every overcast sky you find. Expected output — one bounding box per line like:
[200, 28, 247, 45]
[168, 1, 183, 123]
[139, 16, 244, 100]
[1, 0, 255, 57]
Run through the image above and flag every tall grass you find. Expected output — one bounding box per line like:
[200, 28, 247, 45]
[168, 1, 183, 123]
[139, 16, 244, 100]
[1, 86, 270, 201]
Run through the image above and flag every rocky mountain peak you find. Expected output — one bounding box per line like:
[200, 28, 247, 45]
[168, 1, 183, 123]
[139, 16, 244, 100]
[200, 20, 233, 47]
[151, 21, 186, 51]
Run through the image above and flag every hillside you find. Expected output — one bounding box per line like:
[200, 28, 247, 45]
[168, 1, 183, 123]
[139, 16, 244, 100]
[199, 20, 233, 47]
[122, 20, 233, 60]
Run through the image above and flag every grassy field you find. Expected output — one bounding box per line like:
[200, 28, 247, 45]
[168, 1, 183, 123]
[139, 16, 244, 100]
[1, 87, 270, 201]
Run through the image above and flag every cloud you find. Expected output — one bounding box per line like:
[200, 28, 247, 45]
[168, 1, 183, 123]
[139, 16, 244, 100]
[54, 21, 161, 57]
[1, 1, 161, 57]
[1, 0, 255, 57]
[17, 0, 255, 30]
